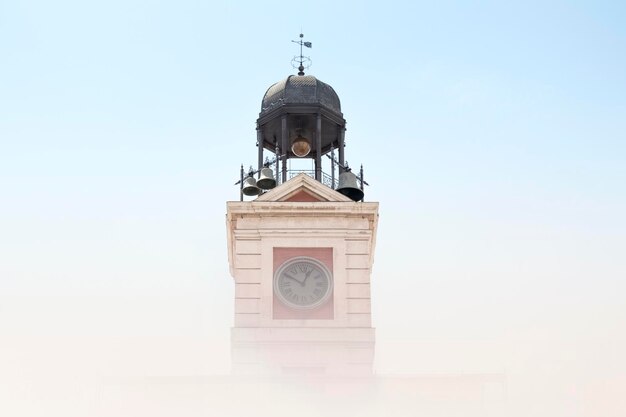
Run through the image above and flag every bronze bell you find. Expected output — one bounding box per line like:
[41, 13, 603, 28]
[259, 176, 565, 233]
[336, 171, 364, 201]
[256, 167, 277, 190]
[242, 176, 261, 196]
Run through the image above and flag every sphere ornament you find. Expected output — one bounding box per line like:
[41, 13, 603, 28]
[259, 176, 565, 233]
[291, 134, 311, 157]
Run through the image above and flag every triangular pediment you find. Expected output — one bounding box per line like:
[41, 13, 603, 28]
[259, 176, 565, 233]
[255, 173, 353, 203]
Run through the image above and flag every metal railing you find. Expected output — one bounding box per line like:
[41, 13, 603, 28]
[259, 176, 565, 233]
[284, 169, 337, 189]
[236, 161, 367, 201]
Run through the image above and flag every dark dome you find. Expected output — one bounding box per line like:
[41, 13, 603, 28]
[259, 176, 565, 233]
[260, 75, 342, 116]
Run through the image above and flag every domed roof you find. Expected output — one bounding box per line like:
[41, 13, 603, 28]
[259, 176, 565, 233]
[260, 75, 341, 116]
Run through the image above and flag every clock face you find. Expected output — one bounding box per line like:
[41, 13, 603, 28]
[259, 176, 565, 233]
[274, 257, 333, 310]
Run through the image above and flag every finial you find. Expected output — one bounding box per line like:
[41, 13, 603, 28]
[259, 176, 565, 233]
[291, 33, 312, 76]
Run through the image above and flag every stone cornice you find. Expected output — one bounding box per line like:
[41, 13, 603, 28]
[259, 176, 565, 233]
[226, 201, 379, 218]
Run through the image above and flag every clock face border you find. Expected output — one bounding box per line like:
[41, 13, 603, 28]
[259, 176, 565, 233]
[273, 256, 333, 310]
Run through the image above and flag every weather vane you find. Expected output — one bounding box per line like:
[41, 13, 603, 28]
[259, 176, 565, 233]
[291, 33, 312, 76]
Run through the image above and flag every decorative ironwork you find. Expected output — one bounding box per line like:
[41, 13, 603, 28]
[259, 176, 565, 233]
[291, 33, 312, 76]
[235, 160, 371, 200]
[284, 169, 337, 189]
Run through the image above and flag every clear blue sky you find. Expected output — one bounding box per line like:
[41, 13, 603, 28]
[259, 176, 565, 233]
[1, 1, 625, 413]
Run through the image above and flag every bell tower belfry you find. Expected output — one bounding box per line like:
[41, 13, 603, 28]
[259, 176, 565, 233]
[226, 40, 378, 377]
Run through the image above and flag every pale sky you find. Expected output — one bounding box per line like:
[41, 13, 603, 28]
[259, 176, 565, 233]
[1, 1, 625, 416]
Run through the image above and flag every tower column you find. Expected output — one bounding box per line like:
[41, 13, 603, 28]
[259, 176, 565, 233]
[275, 142, 280, 183]
[281, 115, 288, 183]
[257, 125, 263, 174]
[315, 113, 322, 181]
[338, 126, 346, 173]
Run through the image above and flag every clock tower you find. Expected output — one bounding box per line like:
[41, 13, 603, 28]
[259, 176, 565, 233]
[226, 54, 378, 377]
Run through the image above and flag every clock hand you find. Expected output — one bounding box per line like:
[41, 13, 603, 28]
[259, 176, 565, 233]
[303, 269, 313, 285]
[284, 273, 304, 285]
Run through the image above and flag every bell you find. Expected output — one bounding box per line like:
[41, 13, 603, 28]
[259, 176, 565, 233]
[336, 171, 364, 201]
[242, 176, 261, 196]
[291, 134, 311, 157]
[256, 167, 276, 190]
